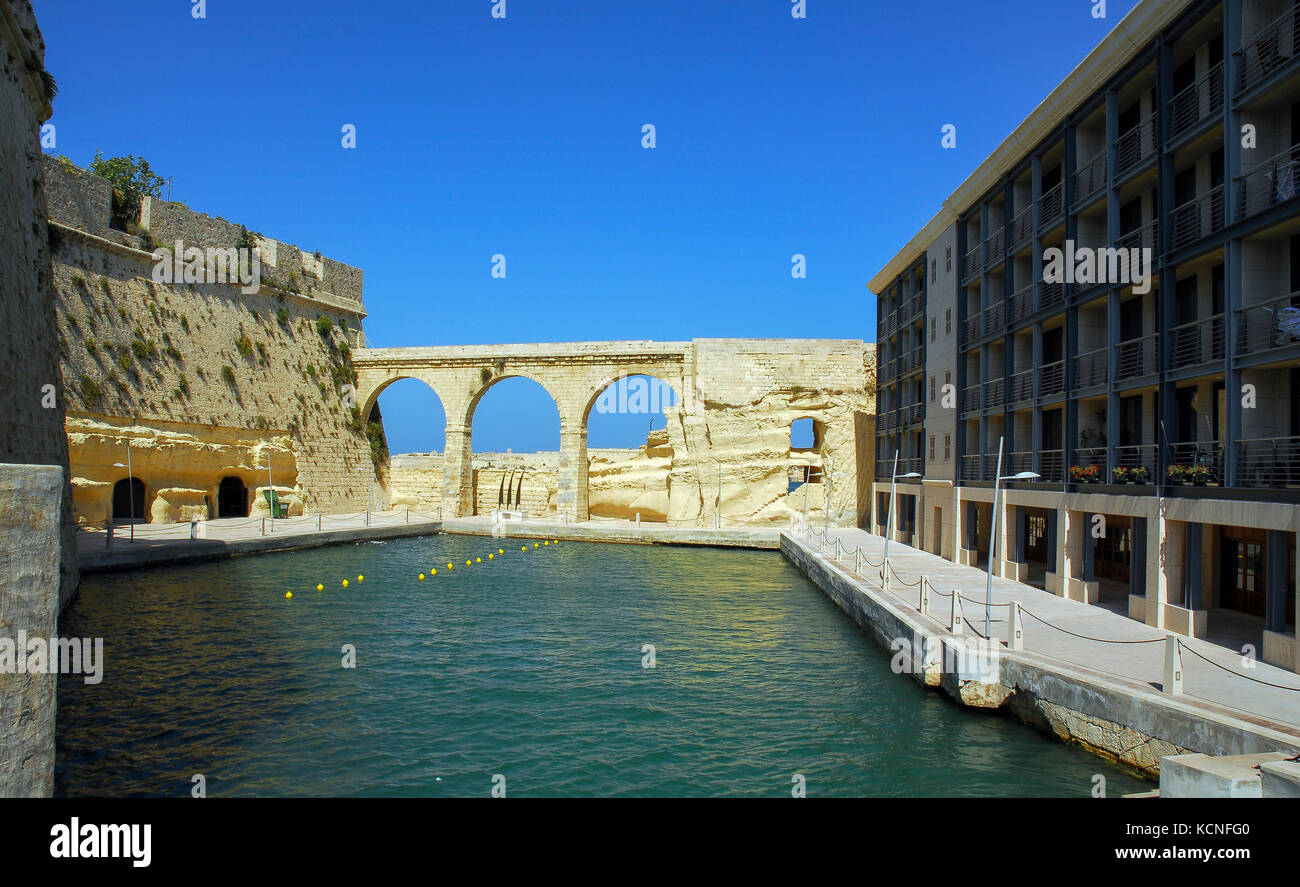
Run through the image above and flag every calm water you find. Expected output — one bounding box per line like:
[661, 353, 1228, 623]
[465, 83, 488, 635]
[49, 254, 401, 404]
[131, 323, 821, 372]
[56, 536, 1148, 797]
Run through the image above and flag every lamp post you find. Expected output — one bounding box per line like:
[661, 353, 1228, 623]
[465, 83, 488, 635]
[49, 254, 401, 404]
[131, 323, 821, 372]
[984, 435, 1040, 637]
[881, 450, 921, 583]
[112, 440, 134, 542]
[256, 457, 274, 532]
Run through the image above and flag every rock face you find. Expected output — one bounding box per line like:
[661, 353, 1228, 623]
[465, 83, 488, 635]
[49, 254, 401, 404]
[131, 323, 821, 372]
[45, 157, 376, 527]
[385, 342, 878, 527]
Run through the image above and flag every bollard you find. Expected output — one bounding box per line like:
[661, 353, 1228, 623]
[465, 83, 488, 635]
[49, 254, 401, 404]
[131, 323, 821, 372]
[1162, 636, 1184, 695]
[261, 517, 266, 536]
[318, 513, 323, 531]
[105, 522, 113, 548]
[438, 507, 442, 521]
[636, 512, 641, 528]
[919, 577, 931, 616]
[365, 509, 370, 528]
[405, 507, 410, 524]
[855, 549, 861, 574]
[1007, 601, 1024, 650]
[950, 592, 965, 635]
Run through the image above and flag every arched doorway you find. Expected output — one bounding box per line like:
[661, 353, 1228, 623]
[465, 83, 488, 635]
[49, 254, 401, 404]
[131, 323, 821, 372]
[469, 376, 561, 516]
[217, 476, 249, 518]
[112, 477, 146, 522]
[584, 374, 679, 522]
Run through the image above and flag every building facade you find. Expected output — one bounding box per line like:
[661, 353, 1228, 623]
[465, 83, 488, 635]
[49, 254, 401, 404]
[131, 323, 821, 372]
[871, 0, 1300, 672]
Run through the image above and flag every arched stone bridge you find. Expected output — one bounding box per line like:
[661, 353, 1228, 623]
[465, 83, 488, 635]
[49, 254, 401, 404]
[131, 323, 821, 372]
[352, 338, 875, 525]
[353, 340, 696, 520]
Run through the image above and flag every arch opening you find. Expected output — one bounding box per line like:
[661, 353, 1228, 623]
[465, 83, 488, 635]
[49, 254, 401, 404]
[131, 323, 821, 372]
[469, 376, 561, 517]
[112, 477, 146, 522]
[217, 476, 249, 518]
[585, 374, 679, 523]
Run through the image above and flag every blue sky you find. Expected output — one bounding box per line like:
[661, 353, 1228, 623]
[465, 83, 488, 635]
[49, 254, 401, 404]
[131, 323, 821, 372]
[36, 0, 1139, 453]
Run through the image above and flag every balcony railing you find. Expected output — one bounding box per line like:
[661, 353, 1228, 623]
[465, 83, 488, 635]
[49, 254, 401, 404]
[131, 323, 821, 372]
[1115, 113, 1158, 175]
[1009, 368, 1034, 404]
[1039, 183, 1064, 226]
[897, 456, 924, 477]
[1237, 144, 1300, 219]
[982, 300, 1005, 333]
[963, 314, 981, 342]
[1169, 313, 1224, 368]
[1168, 439, 1224, 485]
[1039, 449, 1064, 483]
[1040, 359, 1065, 397]
[1073, 148, 1107, 207]
[984, 229, 1005, 267]
[1040, 279, 1065, 310]
[1009, 207, 1032, 249]
[962, 246, 982, 282]
[1115, 332, 1158, 380]
[1070, 447, 1109, 475]
[1170, 62, 1224, 138]
[1114, 219, 1159, 258]
[961, 454, 982, 482]
[985, 378, 1005, 410]
[1237, 294, 1300, 354]
[1236, 6, 1300, 96]
[1009, 283, 1033, 324]
[1170, 185, 1225, 251]
[1007, 451, 1034, 475]
[1238, 436, 1300, 487]
[1073, 346, 1108, 389]
[1114, 444, 1158, 479]
[962, 385, 981, 413]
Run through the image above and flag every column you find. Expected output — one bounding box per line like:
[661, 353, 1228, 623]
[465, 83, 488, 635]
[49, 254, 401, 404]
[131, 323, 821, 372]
[557, 428, 589, 522]
[441, 427, 474, 518]
[1184, 522, 1203, 611]
[1128, 515, 1147, 621]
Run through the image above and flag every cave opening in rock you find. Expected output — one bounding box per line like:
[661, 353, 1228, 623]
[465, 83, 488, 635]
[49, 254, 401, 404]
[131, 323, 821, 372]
[111, 477, 146, 522]
[217, 476, 249, 518]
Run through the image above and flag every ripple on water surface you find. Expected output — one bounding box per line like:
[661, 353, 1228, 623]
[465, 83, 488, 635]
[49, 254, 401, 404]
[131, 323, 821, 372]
[55, 536, 1150, 797]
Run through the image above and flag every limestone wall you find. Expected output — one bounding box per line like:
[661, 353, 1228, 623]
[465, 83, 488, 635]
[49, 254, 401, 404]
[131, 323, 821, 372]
[0, 0, 78, 608]
[46, 156, 376, 526]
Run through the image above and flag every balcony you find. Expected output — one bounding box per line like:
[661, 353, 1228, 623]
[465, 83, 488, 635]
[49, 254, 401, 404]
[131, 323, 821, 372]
[1114, 444, 1157, 480]
[1237, 144, 1300, 220]
[1237, 294, 1300, 355]
[900, 401, 924, 426]
[1072, 148, 1107, 208]
[1040, 280, 1064, 311]
[1169, 313, 1224, 368]
[1114, 219, 1159, 258]
[1170, 185, 1225, 251]
[1009, 207, 1032, 250]
[1169, 62, 1224, 138]
[1168, 439, 1224, 485]
[1073, 346, 1108, 389]
[1238, 436, 1300, 487]
[1040, 359, 1065, 397]
[961, 454, 982, 482]
[962, 385, 981, 413]
[1069, 447, 1109, 480]
[1039, 450, 1064, 483]
[1007, 451, 1034, 476]
[982, 300, 1005, 333]
[1009, 283, 1033, 324]
[1115, 113, 1158, 176]
[1115, 332, 1158, 380]
[985, 378, 1005, 410]
[962, 246, 982, 282]
[963, 314, 981, 343]
[984, 229, 1005, 267]
[1009, 368, 1034, 404]
[897, 456, 924, 477]
[1039, 183, 1064, 227]
[899, 346, 925, 375]
[1236, 6, 1300, 97]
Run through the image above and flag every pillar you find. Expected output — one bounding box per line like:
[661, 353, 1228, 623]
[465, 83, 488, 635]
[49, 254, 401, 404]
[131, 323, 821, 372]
[557, 428, 588, 522]
[1047, 508, 1099, 603]
[1261, 530, 1295, 670]
[442, 428, 474, 518]
[1185, 522, 1204, 611]
[1128, 516, 1148, 621]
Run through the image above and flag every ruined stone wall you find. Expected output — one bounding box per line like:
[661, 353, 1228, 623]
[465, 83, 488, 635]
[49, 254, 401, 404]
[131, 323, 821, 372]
[45, 157, 376, 525]
[0, 0, 78, 609]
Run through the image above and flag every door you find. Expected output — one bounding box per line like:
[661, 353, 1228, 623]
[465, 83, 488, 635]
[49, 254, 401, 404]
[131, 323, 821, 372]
[1221, 534, 1266, 617]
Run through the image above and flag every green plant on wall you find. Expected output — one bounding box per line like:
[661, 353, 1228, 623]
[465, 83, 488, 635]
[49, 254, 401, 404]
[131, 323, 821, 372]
[89, 151, 166, 229]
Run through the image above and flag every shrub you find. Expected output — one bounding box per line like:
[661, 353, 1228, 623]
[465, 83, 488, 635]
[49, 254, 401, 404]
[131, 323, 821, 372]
[79, 375, 101, 401]
[221, 365, 237, 387]
[72, 272, 86, 288]
[177, 375, 190, 398]
[235, 332, 253, 357]
[338, 341, 351, 359]
[1166, 464, 1187, 483]
[84, 339, 97, 356]
[315, 315, 334, 338]
[89, 151, 166, 229]
[117, 352, 133, 372]
[99, 277, 112, 296]
[276, 308, 290, 327]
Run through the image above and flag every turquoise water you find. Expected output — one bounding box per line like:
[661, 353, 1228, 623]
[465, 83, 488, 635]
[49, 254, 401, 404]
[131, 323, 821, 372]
[56, 536, 1149, 797]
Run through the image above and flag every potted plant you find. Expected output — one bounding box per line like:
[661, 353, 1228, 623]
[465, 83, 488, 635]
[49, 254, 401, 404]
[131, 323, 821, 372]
[1070, 464, 1101, 483]
[1111, 466, 1130, 484]
[1166, 464, 1187, 485]
[1130, 466, 1151, 484]
[1187, 464, 1213, 486]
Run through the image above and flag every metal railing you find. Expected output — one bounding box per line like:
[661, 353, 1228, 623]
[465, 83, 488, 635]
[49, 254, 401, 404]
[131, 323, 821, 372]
[1238, 436, 1300, 487]
[963, 314, 981, 343]
[1073, 346, 1108, 389]
[1115, 113, 1158, 175]
[1009, 283, 1033, 324]
[1113, 444, 1157, 481]
[1039, 182, 1064, 226]
[1237, 294, 1300, 354]
[1009, 206, 1032, 249]
[1007, 451, 1034, 475]
[1168, 439, 1224, 484]
[1010, 368, 1034, 404]
[1070, 447, 1109, 480]
[962, 384, 981, 412]
[1238, 144, 1300, 219]
[1170, 62, 1224, 138]
[962, 245, 982, 282]
[1236, 6, 1300, 96]
[982, 300, 1005, 332]
[1072, 147, 1107, 207]
[1170, 185, 1225, 251]
[984, 228, 1005, 266]
[1115, 332, 1158, 379]
[1039, 449, 1064, 483]
[985, 378, 1005, 410]
[1169, 313, 1224, 368]
[960, 454, 982, 482]
[1040, 359, 1065, 397]
[1114, 218, 1159, 257]
[1040, 280, 1065, 310]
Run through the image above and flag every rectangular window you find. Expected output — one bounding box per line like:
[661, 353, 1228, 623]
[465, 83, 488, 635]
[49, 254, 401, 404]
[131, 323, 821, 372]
[929, 435, 936, 461]
[930, 377, 936, 401]
[930, 317, 937, 342]
[931, 258, 937, 282]
[945, 307, 952, 334]
[944, 369, 951, 387]
[945, 246, 952, 272]
[944, 432, 951, 460]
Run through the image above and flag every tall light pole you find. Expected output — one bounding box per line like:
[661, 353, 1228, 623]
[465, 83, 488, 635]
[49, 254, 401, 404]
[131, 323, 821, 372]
[112, 440, 134, 542]
[985, 435, 1040, 637]
[256, 456, 274, 532]
[881, 450, 921, 582]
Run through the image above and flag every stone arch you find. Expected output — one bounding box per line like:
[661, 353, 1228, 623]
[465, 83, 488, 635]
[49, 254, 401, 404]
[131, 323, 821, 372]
[580, 371, 683, 430]
[358, 372, 450, 433]
[582, 374, 681, 524]
[112, 476, 147, 522]
[461, 372, 562, 432]
[462, 374, 563, 517]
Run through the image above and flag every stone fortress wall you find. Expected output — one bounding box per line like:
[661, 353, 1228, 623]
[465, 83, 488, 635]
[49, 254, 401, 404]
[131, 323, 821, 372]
[370, 340, 877, 528]
[45, 155, 377, 527]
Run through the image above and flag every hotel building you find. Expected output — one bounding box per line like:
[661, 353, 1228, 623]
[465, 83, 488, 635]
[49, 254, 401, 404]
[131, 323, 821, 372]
[870, 0, 1300, 671]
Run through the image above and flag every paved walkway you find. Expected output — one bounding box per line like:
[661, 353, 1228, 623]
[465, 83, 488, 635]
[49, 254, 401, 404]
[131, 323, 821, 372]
[808, 527, 1300, 731]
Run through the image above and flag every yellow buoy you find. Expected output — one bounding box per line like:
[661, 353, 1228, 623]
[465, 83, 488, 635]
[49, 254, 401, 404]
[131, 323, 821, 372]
[543, 541, 549, 546]
[498, 548, 504, 555]
[285, 591, 293, 599]
[521, 545, 527, 551]
[357, 575, 364, 583]
[447, 563, 453, 570]
[431, 568, 437, 575]
[465, 559, 472, 566]
[488, 554, 493, 560]
[476, 557, 482, 563]
[534, 543, 539, 549]
[419, 574, 425, 581]
[342, 579, 349, 588]
[552, 539, 557, 544]
[316, 584, 324, 592]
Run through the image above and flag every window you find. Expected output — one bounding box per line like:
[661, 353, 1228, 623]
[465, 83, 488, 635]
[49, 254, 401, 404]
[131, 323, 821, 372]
[944, 432, 951, 460]
[929, 435, 936, 461]
[790, 418, 817, 449]
[930, 377, 936, 401]
[931, 258, 937, 282]
[930, 317, 937, 342]
[945, 307, 952, 334]
[944, 369, 951, 388]
[945, 245, 952, 272]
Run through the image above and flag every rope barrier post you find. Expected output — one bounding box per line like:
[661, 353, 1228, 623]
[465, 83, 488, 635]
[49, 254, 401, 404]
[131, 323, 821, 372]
[406, 507, 410, 524]
[919, 577, 930, 616]
[318, 514, 322, 531]
[855, 548, 861, 574]
[1163, 636, 1184, 695]
[261, 517, 266, 536]
[105, 522, 112, 548]
[950, 592, 965, 635]
[1007, 601, 1024, 650]
[366, 509, 370, 528]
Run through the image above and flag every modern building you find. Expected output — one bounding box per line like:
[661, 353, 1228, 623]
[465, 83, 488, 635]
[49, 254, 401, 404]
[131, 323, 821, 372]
[869, 0, 1300, 672]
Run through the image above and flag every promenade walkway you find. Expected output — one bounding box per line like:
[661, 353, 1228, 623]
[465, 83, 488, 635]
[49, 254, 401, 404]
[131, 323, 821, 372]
[804, 526, 1300, 732]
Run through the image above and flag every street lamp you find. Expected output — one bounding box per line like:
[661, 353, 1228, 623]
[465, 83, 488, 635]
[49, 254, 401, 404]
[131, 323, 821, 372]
[112, 440, 134, 542]
[984, 435, 1040, 637]
[881, 450, 921, 583]
[255, 457, 273, 532]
